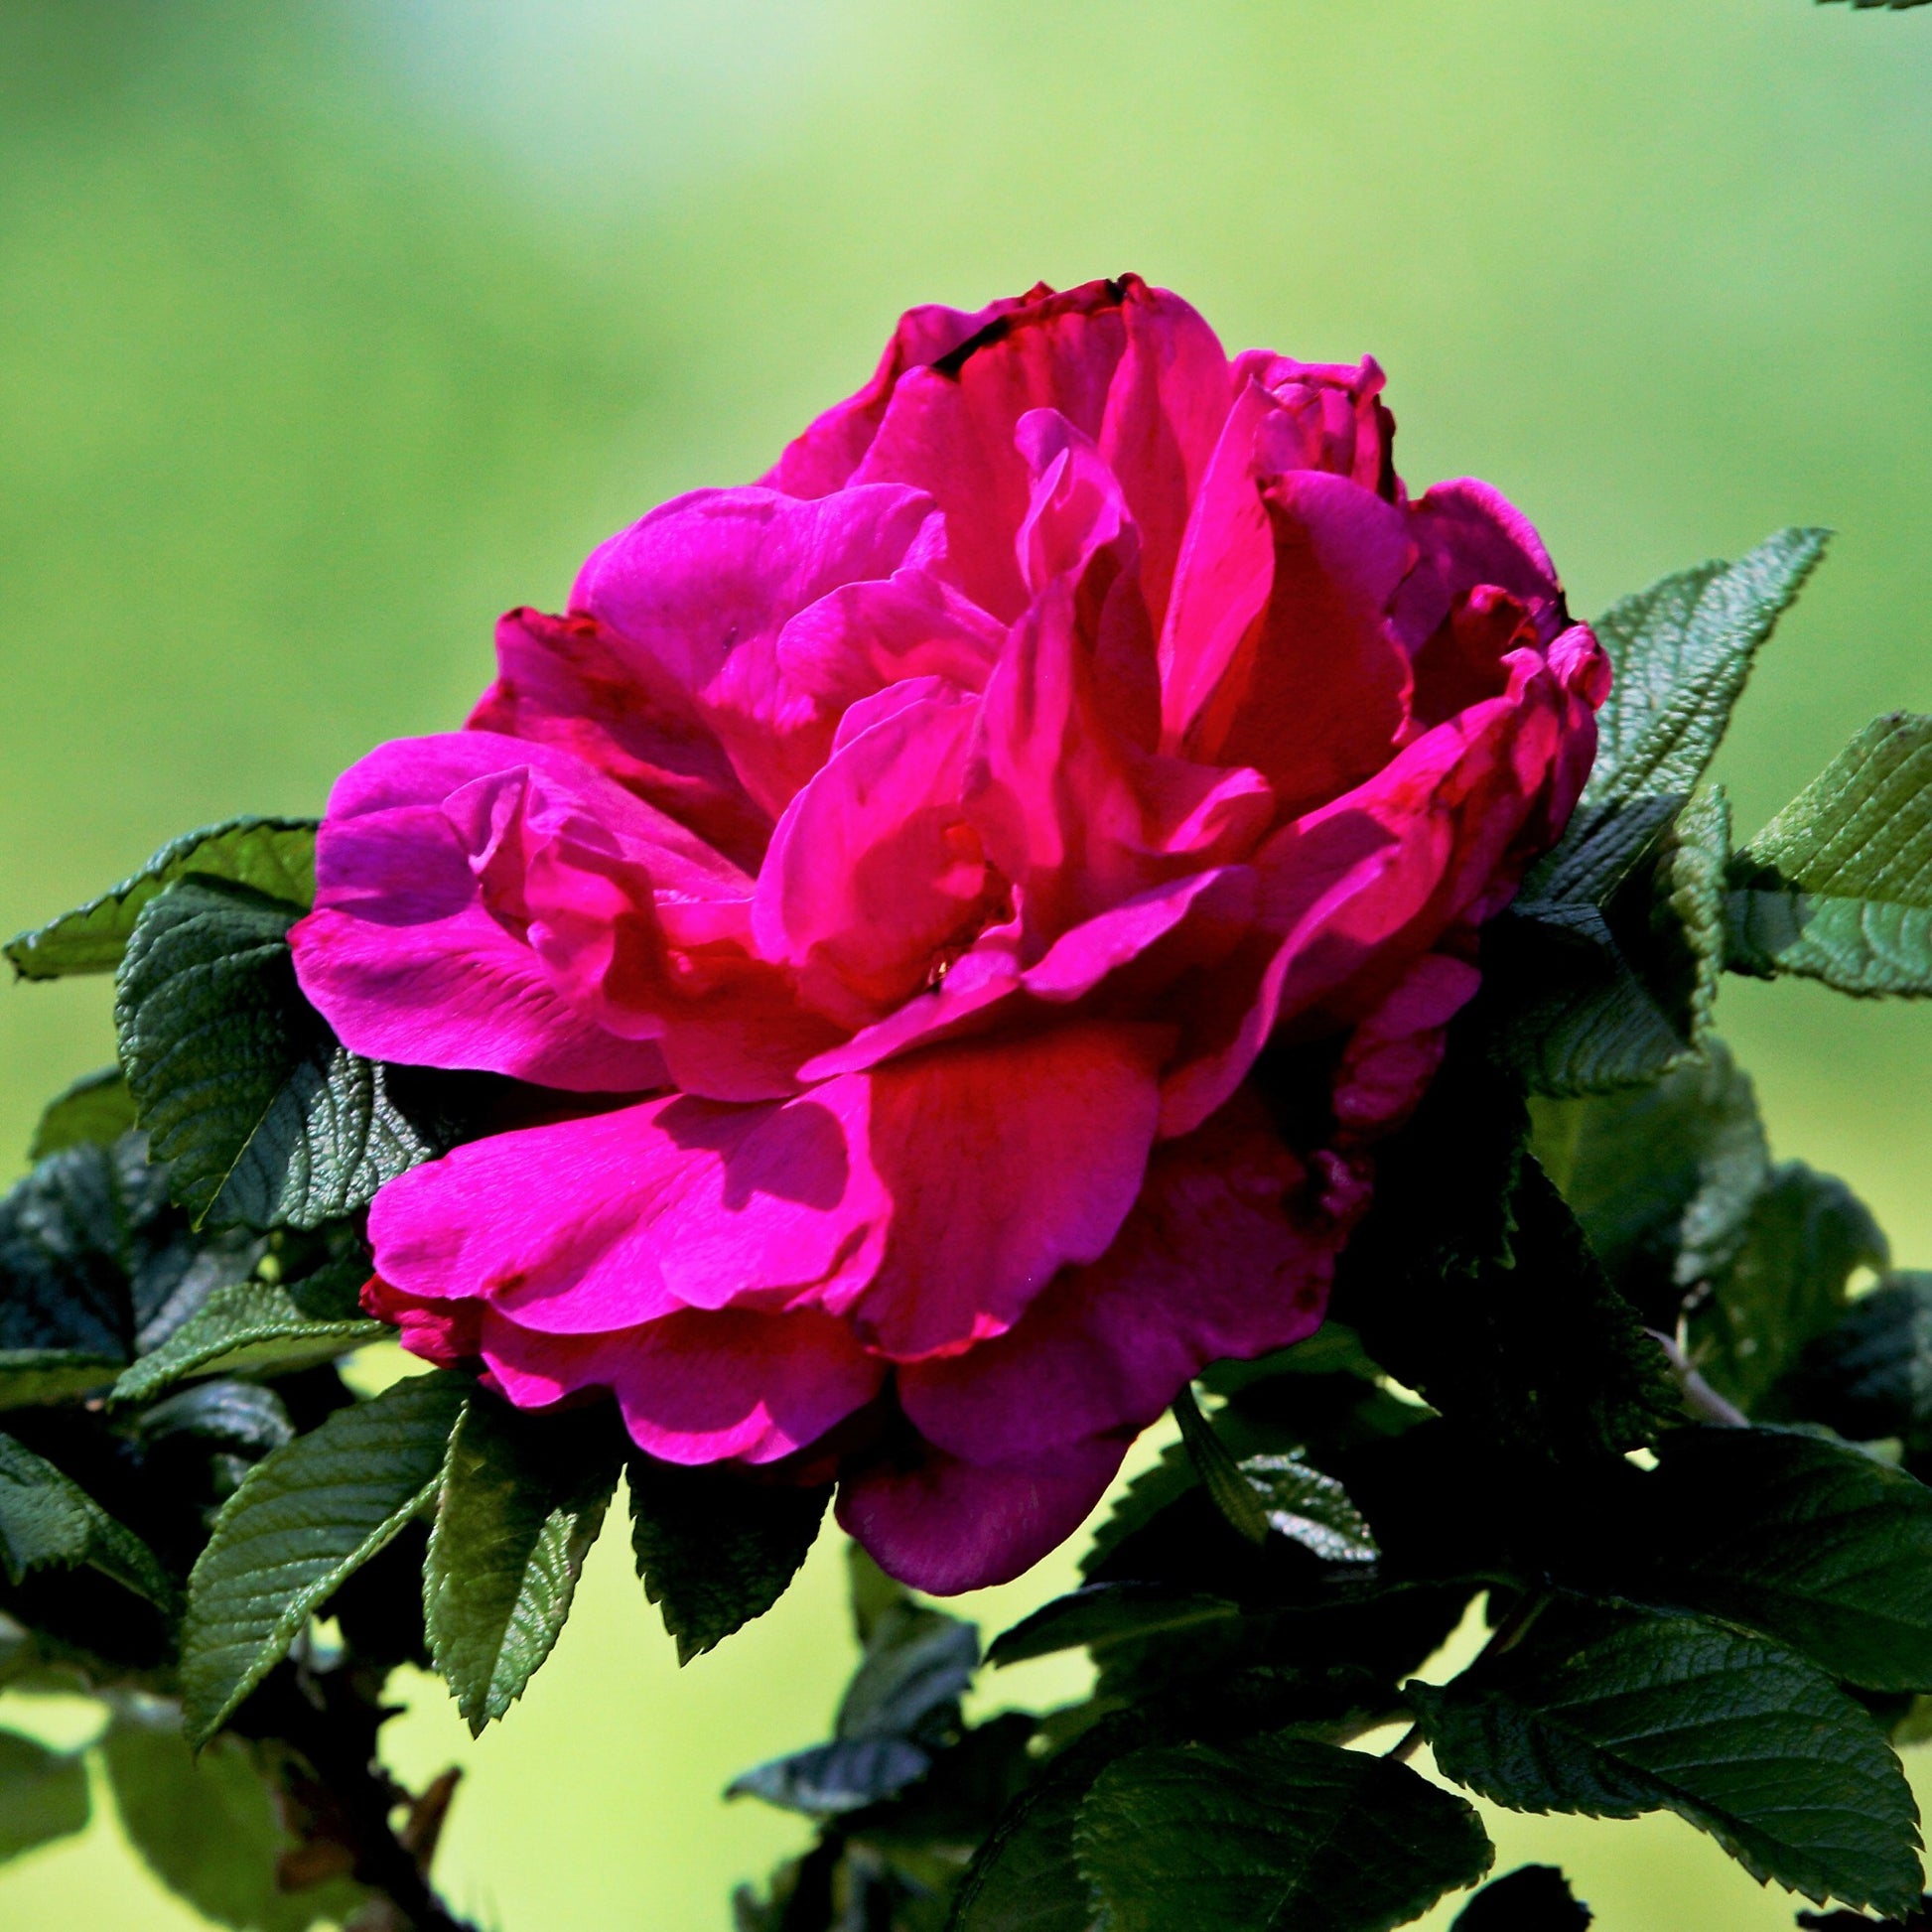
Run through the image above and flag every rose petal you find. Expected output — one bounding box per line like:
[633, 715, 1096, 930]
[837, 1434, 1126, 1593]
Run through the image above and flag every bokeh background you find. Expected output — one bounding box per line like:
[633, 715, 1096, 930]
[2, 1, 1930, 1926]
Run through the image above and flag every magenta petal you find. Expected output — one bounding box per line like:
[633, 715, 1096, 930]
[572, 483, 940, 817]
[752, 684, 989, 1024]
[838, 1022, 1170, 1360]
[836, 1435, 1126, 1593]
[482, 1307, 885, 1466]
[471, 608, 771, 875]
[365, 1093, 882, 1333]
[900, 1093, 1336, 1463]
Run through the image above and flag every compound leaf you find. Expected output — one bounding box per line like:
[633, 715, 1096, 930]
[1637, 1426, 1932, 1692]
[115, 877, 441, 1230]
[1074, 1732, 1492, 1932]
[6, 818, 316, 981]
[1408, 1601, 1919, 1916]
[0, 1434, 171, 1606]
[181, 1371, 468, 1743]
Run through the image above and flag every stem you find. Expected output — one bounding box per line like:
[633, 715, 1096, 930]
[1647, 1326, 1749, 1429]
[237, 1658, 479, 1932]
[1384, 1587, 1552, 1764]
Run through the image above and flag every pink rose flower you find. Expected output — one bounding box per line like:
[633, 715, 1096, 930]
[291, 277, 1606, 1592]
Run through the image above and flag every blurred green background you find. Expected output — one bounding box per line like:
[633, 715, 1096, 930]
[1, 1, 1930, 1925]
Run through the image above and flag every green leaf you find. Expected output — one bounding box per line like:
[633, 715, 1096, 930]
[1408, 1601, 1921, 1916]
[1074, 1733, 1493, 1932]
[29, 1067, 137, 1161]
[0, 1725, 88, 1863]
[1336, 1066, 1674, 1465]
[1786, 1271, 1932, 1444]
[625, 1454, 829, 1663]
[1638, 1427, 1932, 1692]
[989, 1585, 1243, 1668]
[6, 817, 316, 981]
[728, 1735, 937, 1818]
[949, 1745, 1108, 1932]
[115, 877, 444, 1230]
[1241, 1451, 1379, 1564]
[1726, 714, 1932, 996]
[1451, 1864, 1590, 1931]
[0, 1434, 172, 1605]
[1173, 1385, 1270, 1545]
[101, 1704, 363, 1930]
[180, 1371, 468, 1744]
[1496, 787, 1731, 1097]
[112, 1273, 384, 1406]
[1819, 2, 1932, 15]
[133, 1381, 294, 1455]
[836, 1600, 979, 1743]
[1696, 1162, 1887, 1412]
[1532, 1038, 1769, 1320]
[1580, 529, 1830, 815]
[424, 1395, 620, 1734]
[0, 1351, 124, 1412]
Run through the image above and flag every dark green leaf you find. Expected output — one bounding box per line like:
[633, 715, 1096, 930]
[1173, 1385, 1270, 1545]
[0, 1725, 88, 1863]
[133, 1382, 294, 1454]
[1786, 1272, 1932, 1444]
[113, 1274, 384, 1405]
[1532, 1038, 1769, 1322]
[28, 1067, 137, 1161]
[626, 1454, 829, 1663]
[1638, 1426, 1932, 1692]
[1408, 1601, 1920, 1916]
[1496, 787, 1730, 1097]
[989, 1585, 1242, 1668]
[180, 1371, 468, 1744]
[6, 817, 316, 981]
[1726, 714, 1932, 996]
[949, 1746, 1107, 1932]
[1580, 529, 1829, 814]
[101, 1704, 364, 1930]
[1074, 1733, 1492, 1932]
[115, 877, 444, 1230]
[425, 1396, 619, 1734]
[729, 1736, 935, 1818]
[0, 1134, 180, 1365]
[1696, 1163, 1887, 1411]
[837, 1602, 979, 1742]
[1336, 1062, 1674, 1464]
[0, 1433, 172, 1605]
[1452, 1864, 1590, 1931]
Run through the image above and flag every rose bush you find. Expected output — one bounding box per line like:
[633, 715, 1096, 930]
[290, 275, 1605, 1591]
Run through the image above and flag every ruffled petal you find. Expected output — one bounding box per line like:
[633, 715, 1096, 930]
[752, 683, 992, 1026]
[572, 483, 940, 816]
[481, 1307, 885, 1466]
[470, 608, 772, 874]
[899, 1091, 1341, 1463]
[292, 733, 699, 1092]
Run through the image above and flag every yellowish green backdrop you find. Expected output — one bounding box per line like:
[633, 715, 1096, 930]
[2, 2, 1930, 1926]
